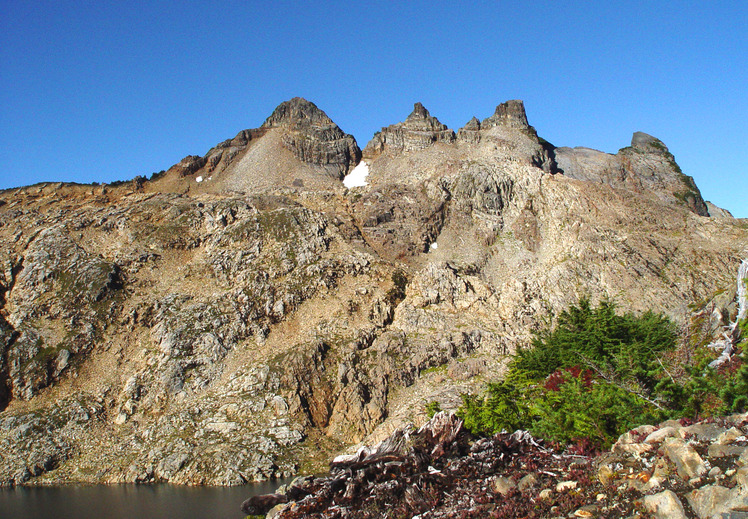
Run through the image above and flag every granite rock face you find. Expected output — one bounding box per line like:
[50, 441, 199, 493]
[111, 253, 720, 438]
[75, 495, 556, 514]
[362, 102, 455, 158]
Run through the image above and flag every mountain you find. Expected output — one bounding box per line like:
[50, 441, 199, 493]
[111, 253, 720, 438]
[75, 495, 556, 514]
[146, 97, 361, 194]
[0, 98, 746, 486]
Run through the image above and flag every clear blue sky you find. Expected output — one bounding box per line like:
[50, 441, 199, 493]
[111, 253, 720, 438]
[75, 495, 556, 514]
[1, 1, 745, 216]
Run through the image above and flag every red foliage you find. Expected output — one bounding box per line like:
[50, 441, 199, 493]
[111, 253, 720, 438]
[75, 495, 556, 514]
[543, 365, 595, 391]
[717, 352, 744, 376]
[566, 437, 603, 457]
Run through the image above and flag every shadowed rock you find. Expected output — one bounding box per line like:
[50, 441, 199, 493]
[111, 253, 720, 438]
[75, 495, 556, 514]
[241, 493, 289, 515]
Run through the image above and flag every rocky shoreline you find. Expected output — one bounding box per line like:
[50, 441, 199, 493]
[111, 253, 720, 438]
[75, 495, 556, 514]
[248, 411, 748, 519]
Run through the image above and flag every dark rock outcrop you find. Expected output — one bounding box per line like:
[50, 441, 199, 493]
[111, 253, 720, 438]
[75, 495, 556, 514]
[457, 116, 481, 143]
[362, 102, 455, 158]
[0, 316, 14, 411]
[241, 493, 289, 515]
[261, 97, 361, 177]
[481, 99, 530, 129]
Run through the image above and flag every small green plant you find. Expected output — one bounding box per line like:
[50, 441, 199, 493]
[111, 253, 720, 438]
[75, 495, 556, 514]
[425, 401, 442, 418]
[459, 376, 531, 436]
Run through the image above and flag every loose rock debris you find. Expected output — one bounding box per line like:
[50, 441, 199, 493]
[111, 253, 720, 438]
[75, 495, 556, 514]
[244, 411, 748, 518]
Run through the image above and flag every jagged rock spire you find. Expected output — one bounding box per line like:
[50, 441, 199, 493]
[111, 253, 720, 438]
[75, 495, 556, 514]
[403, 102, 451, 131]
[457, 116, 482, 143]
[409, 102, 430, 119]
[482, 100, 529, 129]
[362, 102, 455, 157]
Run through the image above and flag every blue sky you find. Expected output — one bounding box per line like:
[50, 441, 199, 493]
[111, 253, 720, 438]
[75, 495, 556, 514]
[1, 1, 745, 216]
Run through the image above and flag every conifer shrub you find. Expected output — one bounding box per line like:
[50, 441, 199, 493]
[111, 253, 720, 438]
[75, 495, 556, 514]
[458, 298, 746, 448]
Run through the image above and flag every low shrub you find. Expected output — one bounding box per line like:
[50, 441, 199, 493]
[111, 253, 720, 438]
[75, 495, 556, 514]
[458, 298, 746, 448]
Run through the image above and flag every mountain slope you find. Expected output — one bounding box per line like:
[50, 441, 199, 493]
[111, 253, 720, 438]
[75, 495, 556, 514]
[0, 98, 745, 486]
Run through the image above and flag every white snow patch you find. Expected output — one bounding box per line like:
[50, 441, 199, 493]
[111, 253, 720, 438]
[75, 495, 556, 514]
[196, 176, 203, 183]
[343, 161, 369, 188]
[430, 242, 438, 250]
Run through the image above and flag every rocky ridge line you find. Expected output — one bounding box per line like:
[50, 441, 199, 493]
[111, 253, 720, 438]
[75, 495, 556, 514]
[556, 131, 709, 216]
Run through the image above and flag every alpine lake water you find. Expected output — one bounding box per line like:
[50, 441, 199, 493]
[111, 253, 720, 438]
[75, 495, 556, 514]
[0, 479, 292, 519]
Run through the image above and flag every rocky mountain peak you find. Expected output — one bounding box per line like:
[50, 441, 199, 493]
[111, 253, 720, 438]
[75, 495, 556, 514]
[402, 102, 450, 132]
[362, 102, 455, 157]
[462, 116, 481, 130]
[482, 99, 529, 129]
[259, 97, 361, 177]
[261, 97, 335, 129]
[150, 97, 361, 191]
[457, 116, 482, 143]
[631, 131, 669, 153]
[408, 102, 430, 119]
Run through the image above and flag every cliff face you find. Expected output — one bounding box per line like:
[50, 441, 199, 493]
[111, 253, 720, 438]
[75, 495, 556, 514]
[0, 99, 746, 486]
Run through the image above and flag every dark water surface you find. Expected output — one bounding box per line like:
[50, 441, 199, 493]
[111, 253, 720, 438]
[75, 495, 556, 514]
[0, 480, 291, 519]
